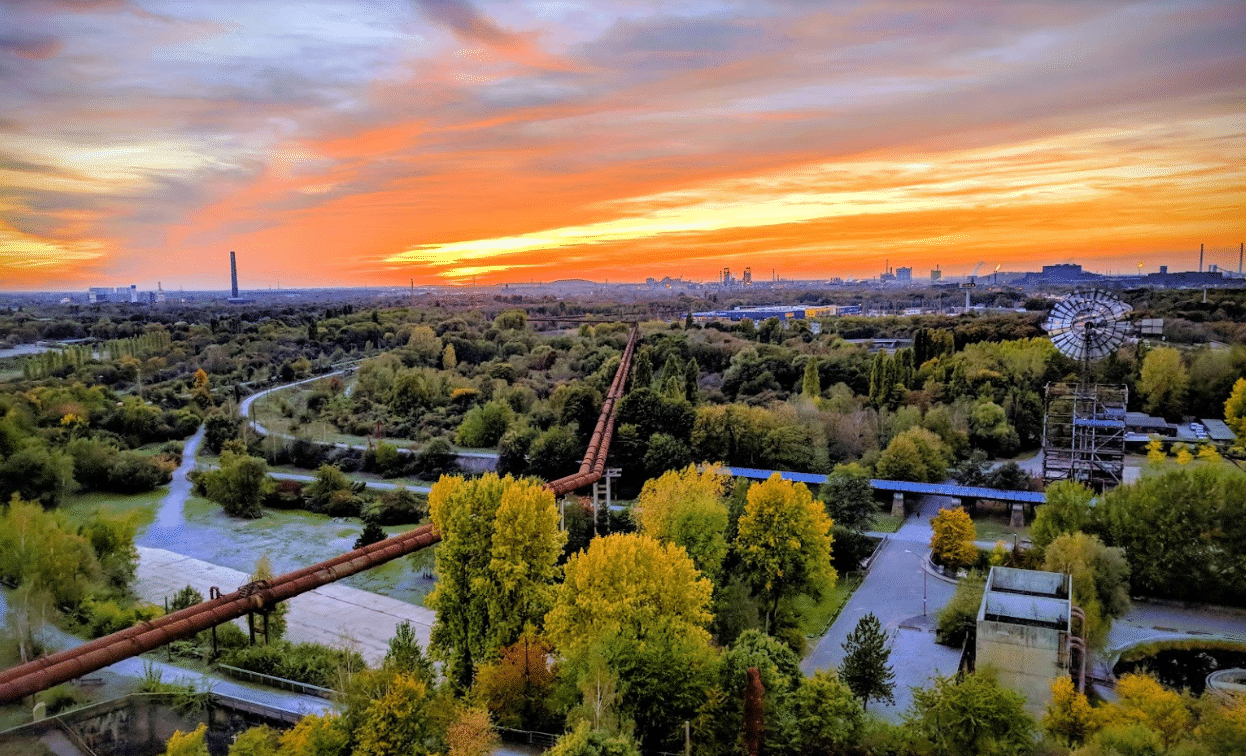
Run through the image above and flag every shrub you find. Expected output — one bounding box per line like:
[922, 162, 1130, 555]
[935, 571, 985, 647]
[221, 640, 365, 688]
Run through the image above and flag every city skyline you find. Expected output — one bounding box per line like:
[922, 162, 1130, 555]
[2, 0, 1243, 290]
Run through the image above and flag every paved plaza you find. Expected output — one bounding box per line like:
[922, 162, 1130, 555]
[135, 547, 435, 665]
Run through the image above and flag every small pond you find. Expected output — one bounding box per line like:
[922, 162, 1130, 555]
[1113, 645, 1246, 694]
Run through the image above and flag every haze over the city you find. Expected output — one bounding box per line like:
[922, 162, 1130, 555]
[2, 0, 1243, 291]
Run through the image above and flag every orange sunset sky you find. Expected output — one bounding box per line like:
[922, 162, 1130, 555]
[1, 0, 1243, 291]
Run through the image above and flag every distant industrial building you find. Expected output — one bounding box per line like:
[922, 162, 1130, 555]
[87, 285, 138, 304]
[976, 567, 1076, 716]
[895, 266, 912, 282]
[692, 304, 840, 322]
[931, 267, 942, 282]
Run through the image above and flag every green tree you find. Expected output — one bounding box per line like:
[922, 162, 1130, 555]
[905, 671, 1035, 756]
[641, 432, 691, 478]
[734, 474, 836, 633]
[838, 612, 895, 711]
[790, 671, 866, 754]
[1031, 479, 1094, 549]
[801, 357, 821, 399]
[930, 507, 976, 570]
[548, 533, 717, 752]
[631, 349, 653, 390]
[1093, 465, 1246, 604]
[634, 464, 729, 583]
[1138, 346, 1188, 419]
[935, 570, 985, 647]
[441, 343, 457, 370]
[456, 400, 513, 448]
[818, 462, 877, 532]
[1043, 532, 1130, 648]
[527, 425, 580, 481]
[428, 474, 565, 690]
[876, 427, 951, 483]
[250, 555, 288, 640]
[200, 449, 270, 518]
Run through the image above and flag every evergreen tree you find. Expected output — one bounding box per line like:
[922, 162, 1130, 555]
[839, 613, 895, 710]
[683, 358, 699, 403]
[632, 349, 653, 390]
[354, 514, 387, 549]
[802, 357, 821, 399]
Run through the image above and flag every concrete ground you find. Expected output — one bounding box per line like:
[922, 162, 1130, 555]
[135, 547, 435, 665]
[802, 494, 962, 721]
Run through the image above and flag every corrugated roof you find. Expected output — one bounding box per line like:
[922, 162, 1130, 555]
[1202, 419, 1238, 443]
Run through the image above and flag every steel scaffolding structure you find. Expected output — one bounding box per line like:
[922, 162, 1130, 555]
[1041, 382, 1127, 490]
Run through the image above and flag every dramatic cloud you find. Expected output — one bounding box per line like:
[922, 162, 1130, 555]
[1, 0, 1242, 289]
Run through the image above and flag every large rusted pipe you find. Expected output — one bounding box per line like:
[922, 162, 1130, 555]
[0, 525, 441, 703]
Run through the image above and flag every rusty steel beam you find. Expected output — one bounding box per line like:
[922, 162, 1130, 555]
[0, 325, 638, 704]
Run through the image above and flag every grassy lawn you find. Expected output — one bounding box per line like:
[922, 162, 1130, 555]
[871, 512, 905, 533]
[797, 572, 864, 638]
[59, 488, 165, 531]
[973, 515, 1031, 543]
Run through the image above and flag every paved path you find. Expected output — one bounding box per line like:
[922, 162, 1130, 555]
[804, 495, 961, 721]
[135, 547, 435, 665]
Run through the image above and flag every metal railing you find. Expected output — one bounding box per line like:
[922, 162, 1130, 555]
[216, 664, 336, 699]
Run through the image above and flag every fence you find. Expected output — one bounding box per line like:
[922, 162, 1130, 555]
[216, 664, 336, 699]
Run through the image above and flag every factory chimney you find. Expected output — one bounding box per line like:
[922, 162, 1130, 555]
[230, 251, 239, 298]
[1199, 244, 1204, 273]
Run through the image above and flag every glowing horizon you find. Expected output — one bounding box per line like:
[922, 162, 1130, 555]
[1, 1, 1243, 291]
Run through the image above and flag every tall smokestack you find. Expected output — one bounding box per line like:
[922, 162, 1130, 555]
[230, 251, 239, 298]
[1239, 243, 1243, 275]
[1199, 244, 1204, 273]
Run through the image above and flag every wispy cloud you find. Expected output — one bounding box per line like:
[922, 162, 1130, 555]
[1, 0, 1243, 288]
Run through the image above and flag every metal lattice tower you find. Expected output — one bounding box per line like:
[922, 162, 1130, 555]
[1041, 383, 1128, 489]
[1041, 290, 1132, 489]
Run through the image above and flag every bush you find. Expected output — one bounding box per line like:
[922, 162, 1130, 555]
[75, 598, 164, 638]
[364, 488, 429, 525]
[935, 571, 985, 647]
[221, 640, 365, 688]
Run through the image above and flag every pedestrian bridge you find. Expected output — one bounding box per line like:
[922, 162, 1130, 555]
[719, 466, 1046, 504]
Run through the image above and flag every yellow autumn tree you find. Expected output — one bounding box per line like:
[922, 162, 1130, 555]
[545, 532, 713, 656]
[1198, 443, 1221, 463]
[930, 507, 977, 571]
[277, 714, 348, 756]
[161, 724, 208, 756]
[1146, 436, 1166, 465]
[1043, 676, 1093, 747]
[353, 673, 441, 756]
[734, 474, 836, 632]
[445, 705, 498, 756]
[633, 463, 730, 582]
[1082, 673, 1195, 753]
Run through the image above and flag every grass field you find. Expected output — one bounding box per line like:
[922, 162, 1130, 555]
[973, 515, 1031, 543]
[797, 572, 865, 638]
[59, 489, 166, 531]
[871, 512, 905, 533]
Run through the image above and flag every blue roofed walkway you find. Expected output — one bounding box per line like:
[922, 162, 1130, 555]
[719, 466, 1046, 504]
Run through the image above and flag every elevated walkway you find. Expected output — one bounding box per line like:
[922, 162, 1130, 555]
[719, 466, 1046, 503]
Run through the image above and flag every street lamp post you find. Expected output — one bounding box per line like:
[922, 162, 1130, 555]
[905, 549, 929, 616]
